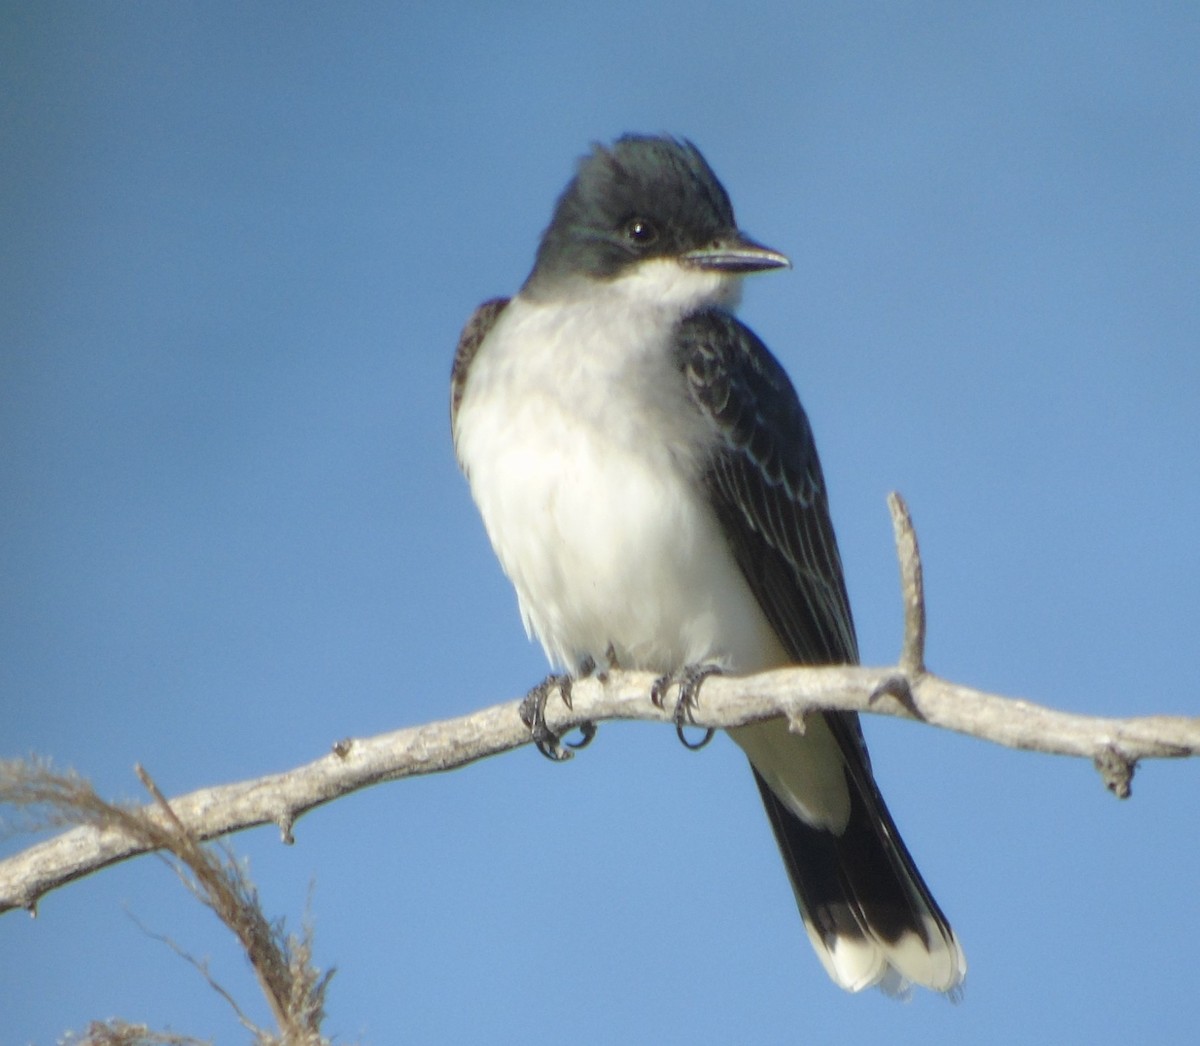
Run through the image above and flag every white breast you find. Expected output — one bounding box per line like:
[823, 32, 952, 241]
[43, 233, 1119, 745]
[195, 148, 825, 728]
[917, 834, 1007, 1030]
[453, 273, 787, 676]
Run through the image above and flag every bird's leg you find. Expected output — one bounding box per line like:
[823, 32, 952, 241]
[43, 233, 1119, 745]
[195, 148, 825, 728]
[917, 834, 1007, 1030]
[565, 654, 599, 752]
[651, 663, 722, 751]
[595, 642, 620, 683]
[519, 655, 601, 762]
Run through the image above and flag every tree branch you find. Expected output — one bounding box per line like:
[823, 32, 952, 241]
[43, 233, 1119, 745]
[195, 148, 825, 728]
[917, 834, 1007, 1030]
[4, 665, 1197, 917]
[3, 493, 1197, 916]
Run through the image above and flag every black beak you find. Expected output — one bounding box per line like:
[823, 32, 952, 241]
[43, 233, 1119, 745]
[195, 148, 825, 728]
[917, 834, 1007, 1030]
[681, 232, 790, 274]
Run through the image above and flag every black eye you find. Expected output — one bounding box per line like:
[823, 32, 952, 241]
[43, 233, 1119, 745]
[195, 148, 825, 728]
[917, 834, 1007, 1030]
[624, 217, 659, 244]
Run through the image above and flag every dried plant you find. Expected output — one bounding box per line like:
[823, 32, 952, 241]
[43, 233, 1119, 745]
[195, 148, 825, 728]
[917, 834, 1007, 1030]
[3, 759, 335, 1045]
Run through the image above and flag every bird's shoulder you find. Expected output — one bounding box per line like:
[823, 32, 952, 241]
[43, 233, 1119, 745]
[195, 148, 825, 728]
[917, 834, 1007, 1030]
[450, 296, 510, 433]
[673, 309, 817, 503]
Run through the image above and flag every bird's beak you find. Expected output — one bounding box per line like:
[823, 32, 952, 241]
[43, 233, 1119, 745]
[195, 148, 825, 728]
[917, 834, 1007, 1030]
[681, 233, 791, 274]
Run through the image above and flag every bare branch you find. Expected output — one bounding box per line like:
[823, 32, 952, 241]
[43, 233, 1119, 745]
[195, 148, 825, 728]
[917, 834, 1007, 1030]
[2, 494, 1197, 917]
[3, 668, 1197, 917]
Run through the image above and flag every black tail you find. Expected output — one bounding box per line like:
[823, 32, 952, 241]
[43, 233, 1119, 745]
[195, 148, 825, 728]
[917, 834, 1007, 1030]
[750, 756, 965, 995]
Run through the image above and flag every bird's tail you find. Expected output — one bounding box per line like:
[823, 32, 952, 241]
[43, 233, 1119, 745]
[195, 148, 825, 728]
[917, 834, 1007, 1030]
[736, 716, 965, 996]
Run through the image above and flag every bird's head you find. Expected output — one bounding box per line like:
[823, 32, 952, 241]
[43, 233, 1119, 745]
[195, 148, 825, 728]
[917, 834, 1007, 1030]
[523, 135, 789, 308]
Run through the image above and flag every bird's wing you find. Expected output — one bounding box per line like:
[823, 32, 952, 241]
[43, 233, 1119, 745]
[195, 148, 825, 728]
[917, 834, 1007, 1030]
[451, 297, 509, 437]
[674, 306, 876, 797]
[674, 309, 963, 995]
[674, 308, 879, 779]
[675, 309, 858, 667]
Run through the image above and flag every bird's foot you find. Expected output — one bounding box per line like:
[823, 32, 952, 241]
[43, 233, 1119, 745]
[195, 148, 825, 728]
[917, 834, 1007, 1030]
[519, 674, 575, 761]
[520, 658, 601, 762]
[651, 663, 722, 751]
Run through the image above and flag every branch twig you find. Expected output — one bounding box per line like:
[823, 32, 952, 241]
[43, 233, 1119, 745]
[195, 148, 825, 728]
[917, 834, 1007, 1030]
[888, 492, 926, 674]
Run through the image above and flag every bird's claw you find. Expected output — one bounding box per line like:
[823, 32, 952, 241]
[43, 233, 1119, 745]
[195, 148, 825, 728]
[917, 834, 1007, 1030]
[520, 664, 600, 762]
[566, 720, 598, 750]
[520, 675, 573, 761]
[651, 663, 721, 751]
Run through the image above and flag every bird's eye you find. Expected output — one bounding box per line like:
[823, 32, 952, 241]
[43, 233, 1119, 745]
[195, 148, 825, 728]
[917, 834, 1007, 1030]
[624, 217, 659, 244]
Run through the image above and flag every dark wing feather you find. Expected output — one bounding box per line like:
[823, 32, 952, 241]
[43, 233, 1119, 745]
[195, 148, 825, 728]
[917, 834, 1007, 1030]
[675, 308, 871, 767]
[676, 309, 858, 667]
[451, 297, 509, 436]
[676, 310, 960, 985]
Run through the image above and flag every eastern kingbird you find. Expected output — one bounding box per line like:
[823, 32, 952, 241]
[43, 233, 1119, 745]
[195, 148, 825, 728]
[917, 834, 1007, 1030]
[451, 135, 965, 995]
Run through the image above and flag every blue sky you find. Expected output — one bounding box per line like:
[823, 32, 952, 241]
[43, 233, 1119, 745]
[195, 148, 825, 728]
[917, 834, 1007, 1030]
[3, 4, 1198, 1043]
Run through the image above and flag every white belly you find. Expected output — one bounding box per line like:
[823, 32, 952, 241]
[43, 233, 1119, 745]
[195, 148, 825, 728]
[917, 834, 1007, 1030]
[453, 293, 787, 675]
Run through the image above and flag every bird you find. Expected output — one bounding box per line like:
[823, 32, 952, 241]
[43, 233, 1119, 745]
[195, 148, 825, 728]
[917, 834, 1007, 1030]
[450, 134, 965, 996]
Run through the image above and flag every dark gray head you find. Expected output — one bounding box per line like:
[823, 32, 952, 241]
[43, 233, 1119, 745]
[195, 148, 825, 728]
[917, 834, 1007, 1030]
[523, 135, 788, 295]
